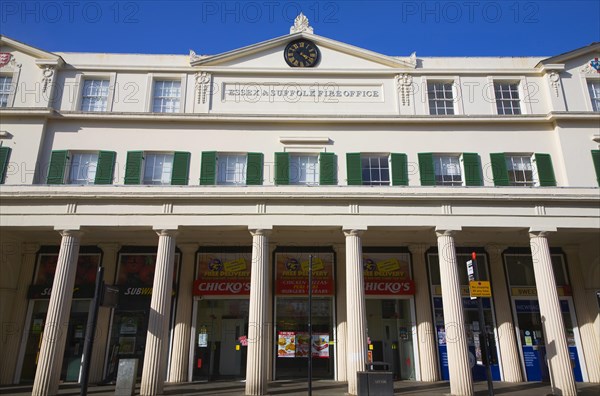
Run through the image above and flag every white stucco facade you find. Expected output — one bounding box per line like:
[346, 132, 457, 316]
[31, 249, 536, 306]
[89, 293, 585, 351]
[0, 17, 599, 396]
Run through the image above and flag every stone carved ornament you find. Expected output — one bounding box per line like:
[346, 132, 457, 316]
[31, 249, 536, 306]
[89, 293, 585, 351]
[290, 12, 314, 34]
[195, 72, 211, 104]
[395, 74, 413, 106]
[548, 71, 560, 97]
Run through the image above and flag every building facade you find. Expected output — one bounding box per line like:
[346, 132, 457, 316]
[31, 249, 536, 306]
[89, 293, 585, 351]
[0, 16, 599, 396]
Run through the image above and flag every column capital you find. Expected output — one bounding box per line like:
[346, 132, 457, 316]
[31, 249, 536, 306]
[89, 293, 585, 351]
[56, 229, 83, 238]
[407, 244, 429, 255]
[528, 227, 556, 239]
[178, 243, 199, 254]
[343, 228, 367, 237]
[154, 228, 179, 237]
[249, 228, 272, 237]
[435, 226, 461, 238]
[484, 244, 508, 254]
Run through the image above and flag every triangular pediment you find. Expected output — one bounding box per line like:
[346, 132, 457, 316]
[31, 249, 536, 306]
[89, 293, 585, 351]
[190, 32, 416, 70]
[536, 42, 600, 68]
[0, 35, 64, 67]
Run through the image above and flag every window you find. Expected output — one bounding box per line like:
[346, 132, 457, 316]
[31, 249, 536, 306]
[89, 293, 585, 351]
[290, 154, 319, 185]
[125, 151, 190, 185]
[433, 155, 462, 186]
[143, 153, 174, 185]
[588, 80, 600, 112]
[428, 82, 454, 115]
[347, 153, 407, 186]
[361, 155, 390, 186]
[0, 76, 13, 107]
[506, 155, 534, 186]
[47, 150, 116, 185]
[489, 152, 556, 187]
[153, 80, 181, 113]
[217, 154, 247, 185]
[69, 152, 98, 184]
[494, 82, 521, 115]
[81, 79, 110, 111]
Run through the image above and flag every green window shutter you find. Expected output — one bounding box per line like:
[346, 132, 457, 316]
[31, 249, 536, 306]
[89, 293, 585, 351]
[346, 153, 362, 185]
[535, 153, 556, 187]
[124, 151, 144, 185]
[94, 151, 116, 185]
[391, 153, 408, 186]
[418, 153, 435, 186]
[592, 150, 600, 186]
[0, 147, 11, 184]
[47, 150, 69, 184]
[319, 152, 336, 185]
[462, 153, 482, 186]
[171, 152, 191, 185]
[274, 152, 290, 185]
[246, 152, 264, 185]
[200, 151, 217, 185]
[490, 153, 509, 186]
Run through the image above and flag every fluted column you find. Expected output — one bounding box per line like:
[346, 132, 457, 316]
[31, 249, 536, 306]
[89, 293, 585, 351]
[408, 244, 439, 381]
[32, 230, 82, 396]
[1, 243, 38, 384]
[245, 228, 271, 395]
[140, 229, 178, 396]
[563, 246, 600, 382]
[344, 229, 368, 396]
[168, 243, 198, 383]
[335, 243, 348, 382]
[529, 231, 576, 395]
[486, 245, 523, 382]
[436, 227, 473, 396]
[89, 243, 120, 383]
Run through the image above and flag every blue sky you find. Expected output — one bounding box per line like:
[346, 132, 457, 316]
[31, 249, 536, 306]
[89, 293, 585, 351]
[1, 0, 599, 57]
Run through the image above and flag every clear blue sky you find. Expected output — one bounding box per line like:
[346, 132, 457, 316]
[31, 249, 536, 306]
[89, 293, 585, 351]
[1, 0, 599, 57]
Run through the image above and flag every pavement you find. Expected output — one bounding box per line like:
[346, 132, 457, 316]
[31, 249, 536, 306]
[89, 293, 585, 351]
[1, 380, 599, 395]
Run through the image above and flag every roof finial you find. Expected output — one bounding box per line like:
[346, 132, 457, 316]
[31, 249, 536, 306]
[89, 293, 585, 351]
[290, 12, 313, 34]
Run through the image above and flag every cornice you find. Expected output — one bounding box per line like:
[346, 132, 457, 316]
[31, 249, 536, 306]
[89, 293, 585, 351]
[1, 185, 598, 204]
[26, 110, 598, 125]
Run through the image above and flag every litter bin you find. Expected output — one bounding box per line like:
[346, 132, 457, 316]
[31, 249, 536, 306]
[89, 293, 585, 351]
[357, 361, 394, 396]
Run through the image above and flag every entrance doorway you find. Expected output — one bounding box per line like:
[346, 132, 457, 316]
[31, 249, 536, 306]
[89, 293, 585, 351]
[366, 299, 416, 380]
[192, 299, 249, 381]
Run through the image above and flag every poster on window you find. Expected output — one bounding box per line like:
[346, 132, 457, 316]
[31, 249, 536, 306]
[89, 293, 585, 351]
[275, 253, 334, 296]
[277, 331, 296, 358]
[193, 252, 252, 296]
[363, 253, 415, 295]
[312, 333, 330, 358]
[295, 332, 310, 357]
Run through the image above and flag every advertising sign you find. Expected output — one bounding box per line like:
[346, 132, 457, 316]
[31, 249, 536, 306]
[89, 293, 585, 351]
[275, 253, 334, 296]
[277, 331, 296, 358]
[312, 333, 330, 358]
[363, 253, 415, 295]
[193, 252, 252, 296]
[117, 253, 179, 298]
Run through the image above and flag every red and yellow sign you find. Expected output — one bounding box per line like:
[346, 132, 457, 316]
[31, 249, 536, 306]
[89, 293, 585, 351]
[363, 254, 415, 295]
[193, 253, 252, 296]
[275, 253, 334, 296]
[469, 280, 492, 297]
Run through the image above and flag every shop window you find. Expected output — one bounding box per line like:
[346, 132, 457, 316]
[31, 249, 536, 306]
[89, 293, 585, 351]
[200, 151, 264, 186]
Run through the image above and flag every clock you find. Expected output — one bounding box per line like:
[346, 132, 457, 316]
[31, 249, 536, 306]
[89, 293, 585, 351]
[284, 39, 320, 68]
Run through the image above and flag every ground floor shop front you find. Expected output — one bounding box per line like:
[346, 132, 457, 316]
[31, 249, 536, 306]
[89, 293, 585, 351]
[1, 226, 599, 396]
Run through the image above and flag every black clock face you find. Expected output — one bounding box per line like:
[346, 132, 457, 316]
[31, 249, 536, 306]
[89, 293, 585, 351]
[284, 39, 320, 68]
